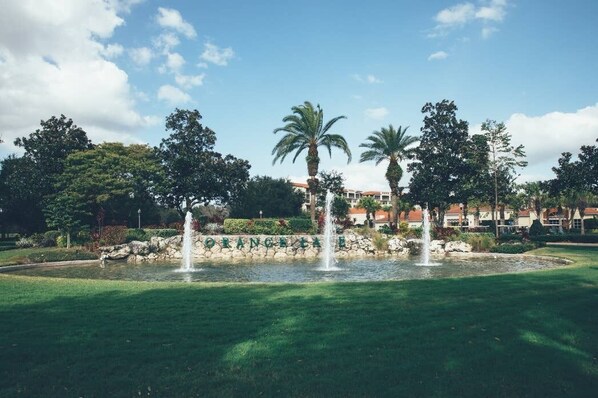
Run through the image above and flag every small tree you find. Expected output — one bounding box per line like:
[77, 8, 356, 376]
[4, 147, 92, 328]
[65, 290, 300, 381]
[481, 119, 527, 237]
[44, 193, 88, 248]
[357, 196, 381, 228]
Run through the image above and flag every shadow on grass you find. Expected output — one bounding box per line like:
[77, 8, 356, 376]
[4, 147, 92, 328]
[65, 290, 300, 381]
[0, 268, 597, 397]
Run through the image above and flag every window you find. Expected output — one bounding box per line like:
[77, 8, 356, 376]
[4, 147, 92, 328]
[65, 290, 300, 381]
[573, 219, 582, 229]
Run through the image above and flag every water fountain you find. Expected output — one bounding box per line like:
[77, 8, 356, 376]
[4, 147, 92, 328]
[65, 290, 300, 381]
[418, 208, 440, 266]
[319, 190, 341, 271]
[180, 211, 194, 272]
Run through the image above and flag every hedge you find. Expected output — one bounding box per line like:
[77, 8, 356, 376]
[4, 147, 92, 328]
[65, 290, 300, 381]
[490, 243, 536, 254]
[530, 234, 598, 244]
[223, 218, 315, 235]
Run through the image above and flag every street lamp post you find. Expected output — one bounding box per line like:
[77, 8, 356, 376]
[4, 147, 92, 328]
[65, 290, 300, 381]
[259, 210, 263, 219]
[138, 208, 141, 229]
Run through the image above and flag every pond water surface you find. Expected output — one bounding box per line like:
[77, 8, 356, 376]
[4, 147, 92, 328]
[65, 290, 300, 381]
[9, 255, 567, 283]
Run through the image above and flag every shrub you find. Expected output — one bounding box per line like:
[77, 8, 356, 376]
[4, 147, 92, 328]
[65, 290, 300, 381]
[407, 227, 422, 239]
[433, 227, 460, 241]
[460, 233, 496, 252]
[530, 234, 598, 244]
[289, 218, 316, 234]
[378, 224, 393, 235]
[529, 220, 545, 236]
[398, 222, 410, 236]
[99, 226, 128, 246]
[584, 217, 598, 230]
[202, 223, 224, 234]
[16, 237, 34, 248]
[223, 219, 250, 234]
[147, 229, 179, 238]
[498, 233, 524, 243]
[43, 230, 61, 247]
[125, 228, 148, 242]
[371, 231, 389, 251]
[490, 243, 536, 254]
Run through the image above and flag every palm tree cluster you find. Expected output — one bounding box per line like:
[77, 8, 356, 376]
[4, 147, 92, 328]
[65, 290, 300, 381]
[272, 102, 418, 228]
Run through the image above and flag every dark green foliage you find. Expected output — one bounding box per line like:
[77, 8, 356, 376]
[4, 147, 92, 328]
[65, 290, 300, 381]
[125, 228, 148, 242]
[157, 109, 251, 214]
[529, 220, 545, 236]
[229, 176, 304, 219]
[585, 217, 598, 230]
[408, 100, 470, 227]
[288, 218, 317, 234]
[490, 243, 536, 253]
[498, 233, 524, 243]
[223, 219, 248, 234]
[530, 234, 598, 243]
[26, 249, 98, 263]
[378, 224, 393, 235]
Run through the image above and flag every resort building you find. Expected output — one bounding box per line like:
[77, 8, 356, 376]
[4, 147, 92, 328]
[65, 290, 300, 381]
[292, 181, 597, 231]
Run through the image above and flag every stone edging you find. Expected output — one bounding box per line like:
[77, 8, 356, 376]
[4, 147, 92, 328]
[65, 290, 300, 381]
[0, 259, 100, 273]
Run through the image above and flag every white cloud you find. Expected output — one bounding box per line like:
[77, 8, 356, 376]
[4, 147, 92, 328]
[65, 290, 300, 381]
[352, 74, 383, 84]
[431, 0, 508, 38]
[157, 84, 191, 105]
[428, 51, 448, 61]
[156, 7, 196, 39]
[364, 107, 389, 120]
[159, 52, 185, 73]
[101, 43, 124, 59]
[152, 32, 180, 53]
[435, 3, 475, 26]
[175, 73, 205, 89]
[481, 26, 498, 39]
[475, 0, 507, 22]
[471, 103, 598, 181]
[197, 61, 209, 69]
[0, 0, 152, 155]
[200, 43, 234, 66]
[129, 47, 153, 66]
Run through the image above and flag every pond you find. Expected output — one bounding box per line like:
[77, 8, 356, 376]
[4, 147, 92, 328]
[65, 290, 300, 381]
[8, 255, 567, 283]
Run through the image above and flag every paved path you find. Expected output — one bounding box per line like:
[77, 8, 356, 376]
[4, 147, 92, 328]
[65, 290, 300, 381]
[546, 242, 598, 247]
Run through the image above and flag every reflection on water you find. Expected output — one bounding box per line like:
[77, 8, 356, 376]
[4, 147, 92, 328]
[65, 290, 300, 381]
[10, 256, 566, 283]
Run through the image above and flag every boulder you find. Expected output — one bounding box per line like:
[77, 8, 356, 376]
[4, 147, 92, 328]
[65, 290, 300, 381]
[99, 244, 131, 260]
[445, 241, 472, 253]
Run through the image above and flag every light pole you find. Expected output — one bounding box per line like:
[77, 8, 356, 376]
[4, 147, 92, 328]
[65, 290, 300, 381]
[259, 210, 263, 219]
[137, 208, 141, 229]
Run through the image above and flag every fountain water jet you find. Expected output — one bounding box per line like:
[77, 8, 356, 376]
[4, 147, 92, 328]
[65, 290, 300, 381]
[318, 190, 341, 271]
[180, 211, 195, 272]
[418, 208, 441, 266]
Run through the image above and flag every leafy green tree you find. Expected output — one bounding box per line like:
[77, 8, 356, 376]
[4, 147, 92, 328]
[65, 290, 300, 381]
[44, 193, 88, 248]
[359, 125, 418, 231]
[459, 134, 492, 226]
[0, 155, 45, 233]
[481, 119, 527, 236]
[229, 176, 304, 218]
[272, 101, 351, 222]
[317, 170, 346, 204]
[157, 109, 251, 214]
[56, 143, 164, 227]
[408, 100, 470, 227]
[3, 115, 93, 232]
[357, 196, 381, 228]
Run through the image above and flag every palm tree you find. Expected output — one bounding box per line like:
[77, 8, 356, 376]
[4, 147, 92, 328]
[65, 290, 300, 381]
[359, 125, 418, 231]
[272, 102, 351, 222]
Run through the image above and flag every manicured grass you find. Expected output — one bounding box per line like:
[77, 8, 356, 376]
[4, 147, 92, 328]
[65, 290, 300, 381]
[0, 247, 596, 397]
[0, 247, 97, 267]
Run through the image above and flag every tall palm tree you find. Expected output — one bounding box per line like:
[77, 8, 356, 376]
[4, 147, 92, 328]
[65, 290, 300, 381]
[359, 125, 418, 231]
[272, 101, 351, 222]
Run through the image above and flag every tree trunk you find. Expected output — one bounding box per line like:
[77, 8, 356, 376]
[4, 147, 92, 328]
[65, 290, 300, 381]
[306, 145, 320, 223]
[437, 208, 445, 228]
[462, 202, 469, 230]
[66, 231, 71, 249]
[391, 193, 397, 231]
[499, 204, 506, 234]
[580, 208, 586, 235]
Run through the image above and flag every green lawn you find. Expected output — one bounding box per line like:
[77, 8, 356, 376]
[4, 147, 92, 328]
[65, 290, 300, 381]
[0, 246, 596, 397]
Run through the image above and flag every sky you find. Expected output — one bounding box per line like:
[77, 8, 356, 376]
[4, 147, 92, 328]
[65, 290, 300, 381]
[0, 0, 597, 191]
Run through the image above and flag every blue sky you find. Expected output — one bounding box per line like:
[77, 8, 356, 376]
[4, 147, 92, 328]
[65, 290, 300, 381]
[1, 0, 597, 190]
